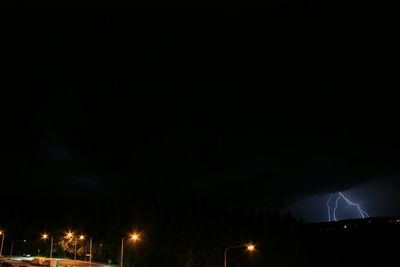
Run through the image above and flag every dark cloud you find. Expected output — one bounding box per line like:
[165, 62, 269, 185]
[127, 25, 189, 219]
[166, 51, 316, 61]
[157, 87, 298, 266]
[2, 12, 399, 224]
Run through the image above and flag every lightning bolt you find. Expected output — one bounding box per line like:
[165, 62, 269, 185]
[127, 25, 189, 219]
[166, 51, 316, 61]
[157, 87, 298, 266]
[327, 192, 369, 221]
[338, 192, 369, 218]
[333, 193, 341, 221]
[327, 194, 334, 222]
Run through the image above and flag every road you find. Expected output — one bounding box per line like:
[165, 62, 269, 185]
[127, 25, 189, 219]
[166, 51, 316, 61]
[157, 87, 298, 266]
[0, 257, 106, 267]
[57, 260, 102, 267]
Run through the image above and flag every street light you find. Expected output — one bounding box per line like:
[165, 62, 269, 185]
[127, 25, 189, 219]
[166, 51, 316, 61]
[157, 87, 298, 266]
[10, 240, 27, 257]
[224, 243, 255, 267]
[64, 231, 78, 260]
[120, 232, 141, 267]
[77, 234, 84, 260]
[247, 244, 255, 251]
[64, 231, 87, 260]
[130, 233, 140, 242]
[0, 230, 5, 257]
[77, 235, 93, 265]
[41, 233, 54, 258]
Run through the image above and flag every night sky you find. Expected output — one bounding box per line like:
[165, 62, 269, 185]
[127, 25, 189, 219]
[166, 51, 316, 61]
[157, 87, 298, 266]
[2, 11, 399, 226]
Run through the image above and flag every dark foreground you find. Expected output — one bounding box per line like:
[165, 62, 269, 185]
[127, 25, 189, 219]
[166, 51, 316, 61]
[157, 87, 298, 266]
[2, 213, 399, 267]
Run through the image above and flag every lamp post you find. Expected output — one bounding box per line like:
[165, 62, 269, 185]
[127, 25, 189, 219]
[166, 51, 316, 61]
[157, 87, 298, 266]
[224, 243, 255, 267]
[0, 231, 5, 257]
[120, 233, 140, 267]
[41, 234, 53, 258]
[65, 231, 78, 260]
[89, 237, 92, 266]
[75, 235, 86, 260]
[77, 235, 93, 264]
[10, 240, 27, 257]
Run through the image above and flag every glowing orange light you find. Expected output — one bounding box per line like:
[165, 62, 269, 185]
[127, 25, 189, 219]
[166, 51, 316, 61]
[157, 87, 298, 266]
[66, 232, 73, 238]
[247, 244, 255, 251]
[130, 233, 140, 241]
[42, 234, 49, 240]
[79, 235, 85, 240]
